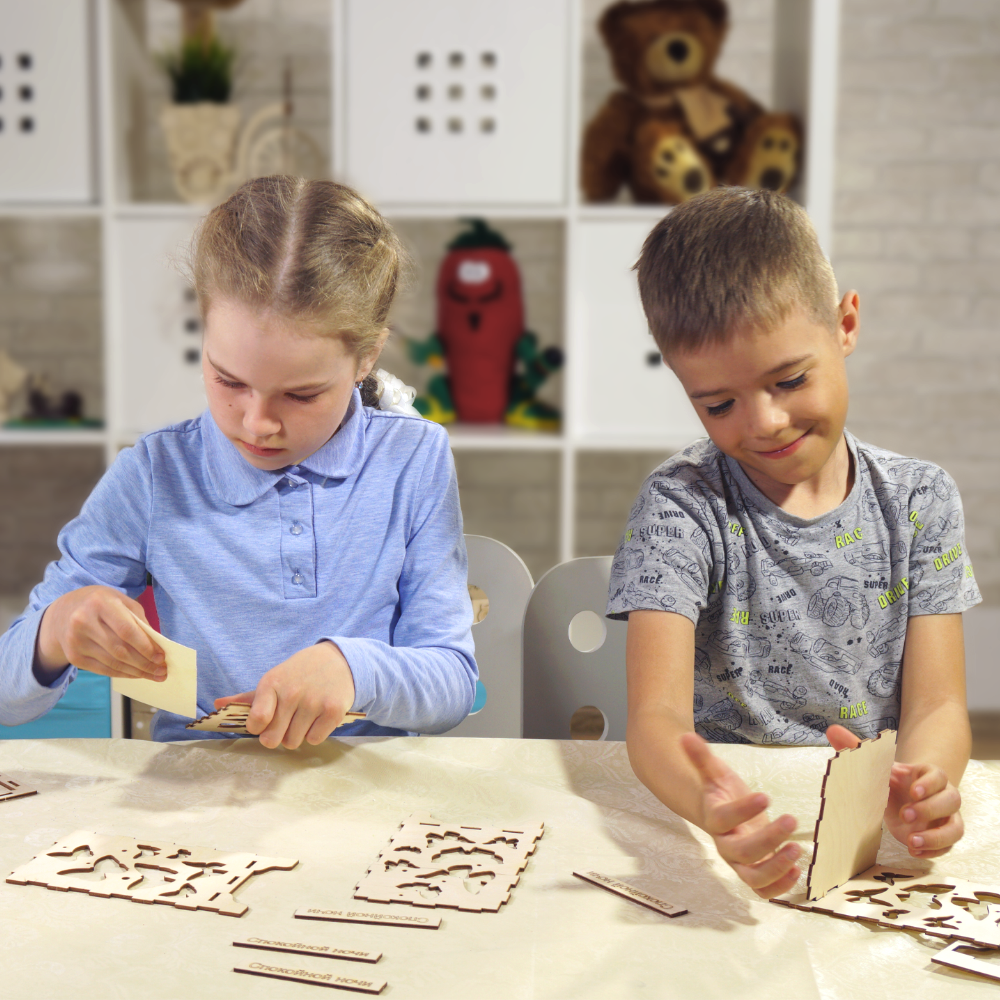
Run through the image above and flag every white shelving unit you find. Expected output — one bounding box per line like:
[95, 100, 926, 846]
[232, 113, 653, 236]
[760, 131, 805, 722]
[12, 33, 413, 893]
[0, 0, 840, 735]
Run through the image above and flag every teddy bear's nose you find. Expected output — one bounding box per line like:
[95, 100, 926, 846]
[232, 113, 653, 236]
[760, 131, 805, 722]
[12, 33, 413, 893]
[683, 167, 707, 194]
[667, 38, 690, 63]
[760, 168, 785, 191]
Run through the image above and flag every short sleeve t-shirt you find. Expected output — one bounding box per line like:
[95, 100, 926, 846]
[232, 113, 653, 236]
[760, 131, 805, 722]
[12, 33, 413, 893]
[606, 432, 981, 746]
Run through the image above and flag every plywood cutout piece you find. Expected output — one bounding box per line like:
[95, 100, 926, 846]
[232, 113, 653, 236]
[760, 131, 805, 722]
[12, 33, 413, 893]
[233, 938, 381, 964]
[932, 942, 1000, 983]
[6, 830, 297, 917]
[234, 963, 385, 993]
[806, 729, 897, 900]
[112, 610, 198, 718]
[354, 815, 543, 913]
[572, 871, 688, 917]
[294, 908, 441, 930]
[774, 863, 1000, 949]
[0, 774, 38, 803]
[187, 702, 365, 734]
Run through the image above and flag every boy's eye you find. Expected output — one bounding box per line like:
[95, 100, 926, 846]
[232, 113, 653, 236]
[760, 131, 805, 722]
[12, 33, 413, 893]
[706, 399, 734, 417]
[777, 373, 807, 389]
[214, 375, 244, 390]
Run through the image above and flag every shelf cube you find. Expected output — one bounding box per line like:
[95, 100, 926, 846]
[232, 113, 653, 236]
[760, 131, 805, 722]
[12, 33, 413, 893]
[115, 216, 207, 438]
[338, 0, 570, 206]
[0, 0, 95, 203]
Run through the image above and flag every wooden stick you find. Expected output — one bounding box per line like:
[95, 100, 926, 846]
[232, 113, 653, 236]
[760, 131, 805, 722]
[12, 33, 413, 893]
[572, 871, 688, 917]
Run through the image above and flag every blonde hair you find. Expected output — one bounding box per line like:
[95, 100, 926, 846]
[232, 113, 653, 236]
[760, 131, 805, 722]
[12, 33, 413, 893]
[635, 187, 839, 355]
[191, 176, 408, 368]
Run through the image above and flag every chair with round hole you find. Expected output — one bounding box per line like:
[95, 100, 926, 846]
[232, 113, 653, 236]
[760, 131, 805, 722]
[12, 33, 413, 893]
[441, 534, 534, 738]
[522, 556, 627, 741]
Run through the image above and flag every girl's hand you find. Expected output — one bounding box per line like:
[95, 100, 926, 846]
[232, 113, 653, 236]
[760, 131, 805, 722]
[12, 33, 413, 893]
[215, 641, 357, 750]
[680, 732, 802, 899]
[36, 585, 166, 683]
[824, 725, 964, 860]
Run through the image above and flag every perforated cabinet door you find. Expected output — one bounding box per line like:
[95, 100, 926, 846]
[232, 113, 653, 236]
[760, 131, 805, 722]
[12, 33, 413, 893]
[0, 0, 95, 202]
[116, 216, 208, 437]
[341, 0, 570, 205]
[575, 219, 704, 446]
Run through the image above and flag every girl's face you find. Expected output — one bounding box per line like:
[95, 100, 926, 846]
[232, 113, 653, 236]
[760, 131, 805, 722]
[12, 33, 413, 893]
[202, 298, 381, 471]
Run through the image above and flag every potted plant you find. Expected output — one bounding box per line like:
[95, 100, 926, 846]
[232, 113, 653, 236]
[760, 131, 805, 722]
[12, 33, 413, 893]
[159, 0, 245, 204]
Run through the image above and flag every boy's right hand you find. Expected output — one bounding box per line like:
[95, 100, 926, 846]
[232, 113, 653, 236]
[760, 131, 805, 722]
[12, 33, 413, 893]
[36, 586, 166, 683]
[680, 732, 802, 899]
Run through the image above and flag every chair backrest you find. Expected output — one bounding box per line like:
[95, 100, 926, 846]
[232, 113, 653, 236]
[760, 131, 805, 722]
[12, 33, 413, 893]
[442, 534, 533, 738]
[522, 556, 627, 741]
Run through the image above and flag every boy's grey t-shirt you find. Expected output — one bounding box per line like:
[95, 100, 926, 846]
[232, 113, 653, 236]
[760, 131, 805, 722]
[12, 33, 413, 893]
[607, 432, 981, 746]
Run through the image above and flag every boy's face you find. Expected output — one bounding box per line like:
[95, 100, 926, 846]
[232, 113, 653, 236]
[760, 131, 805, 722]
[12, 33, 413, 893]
[202, 298, 383, 471]
[667, 293, 859, 495]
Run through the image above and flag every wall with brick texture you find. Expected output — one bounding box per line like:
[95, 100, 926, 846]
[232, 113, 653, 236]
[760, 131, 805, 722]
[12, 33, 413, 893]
[833, 0, 1000, 605]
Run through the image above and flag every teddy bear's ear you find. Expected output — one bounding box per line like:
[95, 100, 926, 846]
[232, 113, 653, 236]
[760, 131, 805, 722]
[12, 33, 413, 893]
[597, 0, 637, 48]
[698, 0, 730, 30]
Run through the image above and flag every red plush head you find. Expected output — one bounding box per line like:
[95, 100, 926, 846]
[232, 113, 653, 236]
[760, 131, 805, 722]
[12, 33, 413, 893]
[436, 221, 524, 423]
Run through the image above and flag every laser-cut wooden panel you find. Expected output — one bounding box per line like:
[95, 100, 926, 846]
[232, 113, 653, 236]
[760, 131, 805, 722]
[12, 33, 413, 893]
[806, 729, 896, 900]
[187, 703, 366, 734]
[775, 863, 1000, 949]
[354, 815, 543, 913]
[0, 774, 38, 802]
[6, 830, 297, 917]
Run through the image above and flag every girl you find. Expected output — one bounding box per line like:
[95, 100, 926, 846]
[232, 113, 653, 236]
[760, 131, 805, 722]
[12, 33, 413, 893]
[0, 177, 478, 748]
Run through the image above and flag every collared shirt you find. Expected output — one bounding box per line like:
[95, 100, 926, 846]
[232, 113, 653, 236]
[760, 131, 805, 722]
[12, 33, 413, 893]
[0, 390, 477, 741]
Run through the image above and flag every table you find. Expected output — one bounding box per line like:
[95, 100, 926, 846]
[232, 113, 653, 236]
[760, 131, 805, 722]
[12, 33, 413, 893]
[2, 737, 998, 999]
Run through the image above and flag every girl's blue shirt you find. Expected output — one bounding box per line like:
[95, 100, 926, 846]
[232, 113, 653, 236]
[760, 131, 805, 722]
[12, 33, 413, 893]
[0, 389, 478, 740]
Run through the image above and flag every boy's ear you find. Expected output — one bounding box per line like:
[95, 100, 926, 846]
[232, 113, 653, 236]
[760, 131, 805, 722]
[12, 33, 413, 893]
[838, 290, 860, 358]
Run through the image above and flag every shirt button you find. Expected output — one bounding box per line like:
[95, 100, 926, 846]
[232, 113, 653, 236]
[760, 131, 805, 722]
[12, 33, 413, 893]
[291, 571, 304, 585]
[290, 521, 304, 535]
[287, 479, 298, 489]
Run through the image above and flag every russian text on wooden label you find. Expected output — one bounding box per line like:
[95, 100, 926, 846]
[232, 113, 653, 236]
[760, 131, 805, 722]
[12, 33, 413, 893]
[295, 907, 442, 929]
[234, 938, 381, 963]
[572, 871, 688, 917]
[235, 962, 386, 993]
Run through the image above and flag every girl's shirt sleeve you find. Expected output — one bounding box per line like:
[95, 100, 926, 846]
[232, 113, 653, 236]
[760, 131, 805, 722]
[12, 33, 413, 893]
[324, 430, 477, 733]
[0, 445, 151, 726]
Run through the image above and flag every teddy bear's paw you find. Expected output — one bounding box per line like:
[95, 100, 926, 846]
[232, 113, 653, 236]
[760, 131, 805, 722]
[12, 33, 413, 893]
[731, 115, 801, 193]
[648, 131, 714, 203]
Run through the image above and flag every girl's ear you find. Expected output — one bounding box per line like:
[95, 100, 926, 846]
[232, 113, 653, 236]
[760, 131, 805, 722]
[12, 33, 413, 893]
[355, 328, 391, 381]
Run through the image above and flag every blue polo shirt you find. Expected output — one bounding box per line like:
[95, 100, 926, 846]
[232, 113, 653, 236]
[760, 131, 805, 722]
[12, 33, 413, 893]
[0, 391, 478, 740]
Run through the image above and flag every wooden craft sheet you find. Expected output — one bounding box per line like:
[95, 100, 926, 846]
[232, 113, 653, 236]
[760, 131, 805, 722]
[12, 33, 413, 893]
[112, 610, 198, 718]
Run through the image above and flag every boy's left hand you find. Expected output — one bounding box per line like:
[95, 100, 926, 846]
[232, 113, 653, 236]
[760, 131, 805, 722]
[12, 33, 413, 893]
[215, 641, 357, 750]
[826, 725, 964, 859]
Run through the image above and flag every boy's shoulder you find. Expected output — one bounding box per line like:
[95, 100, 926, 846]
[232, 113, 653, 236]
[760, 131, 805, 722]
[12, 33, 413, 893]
[851, 433, 960, 503]
[632, 437, 731, 520]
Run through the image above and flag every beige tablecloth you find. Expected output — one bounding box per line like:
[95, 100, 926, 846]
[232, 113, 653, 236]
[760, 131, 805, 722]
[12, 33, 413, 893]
[1, 737, 998, 999]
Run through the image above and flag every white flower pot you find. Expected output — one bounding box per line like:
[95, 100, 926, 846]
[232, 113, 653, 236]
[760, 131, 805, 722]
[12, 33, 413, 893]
[160, 102, 241, 205]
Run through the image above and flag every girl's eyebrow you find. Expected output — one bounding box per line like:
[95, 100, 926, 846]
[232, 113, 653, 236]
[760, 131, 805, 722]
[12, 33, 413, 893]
[689, 354, 814, 399]
[207, 355, 330, 393]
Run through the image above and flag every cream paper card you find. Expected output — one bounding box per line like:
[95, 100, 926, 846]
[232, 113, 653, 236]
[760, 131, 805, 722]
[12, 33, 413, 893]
[111, 610, 198, 718]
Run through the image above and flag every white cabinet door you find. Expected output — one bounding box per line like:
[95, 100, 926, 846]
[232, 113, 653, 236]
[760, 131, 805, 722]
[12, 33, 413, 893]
[0, 0, 95, 202]
[575, 219, 704, 447]
[116, 216, 207, 438]
[341, 0, 570, 206]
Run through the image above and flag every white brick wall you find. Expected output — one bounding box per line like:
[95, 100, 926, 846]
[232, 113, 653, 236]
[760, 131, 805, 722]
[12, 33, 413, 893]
[834, 0, 1000, 605]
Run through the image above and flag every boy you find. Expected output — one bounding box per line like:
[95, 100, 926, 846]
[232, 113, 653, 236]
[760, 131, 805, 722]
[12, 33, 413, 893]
[608, 188, 979, 899]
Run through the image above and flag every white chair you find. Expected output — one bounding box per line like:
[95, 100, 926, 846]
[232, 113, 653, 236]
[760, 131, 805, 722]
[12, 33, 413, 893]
[522, 556, 628, 741]
[442, 534, 533, 738]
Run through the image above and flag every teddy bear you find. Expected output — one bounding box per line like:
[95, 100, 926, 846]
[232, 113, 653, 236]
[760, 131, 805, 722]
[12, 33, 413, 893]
[581, 0, 801, 205]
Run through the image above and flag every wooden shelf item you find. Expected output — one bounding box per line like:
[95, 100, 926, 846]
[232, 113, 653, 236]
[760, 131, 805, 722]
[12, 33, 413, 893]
[806, 729, 897, 900]
[187, 702, 365, 734]
[354, 815, 543, 913]
[6, 830, 297, 917]
[774, 863, 1000, 949]
[0, 774, 38, 803]
[572, 871, 687, 917]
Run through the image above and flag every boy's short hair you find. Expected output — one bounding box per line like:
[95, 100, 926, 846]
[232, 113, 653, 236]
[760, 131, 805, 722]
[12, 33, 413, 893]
[635, 188, 839, 355]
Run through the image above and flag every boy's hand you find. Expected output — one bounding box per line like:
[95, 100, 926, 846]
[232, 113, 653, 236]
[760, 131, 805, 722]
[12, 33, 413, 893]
[215, 641, 356, 751]
[36, 585, 166, 682]
[825, 725, 964, 859]
[680, 732, 801, 898]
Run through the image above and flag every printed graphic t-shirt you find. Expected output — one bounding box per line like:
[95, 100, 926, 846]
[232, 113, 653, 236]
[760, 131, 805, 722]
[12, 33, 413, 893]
[606, 432, 981, 746]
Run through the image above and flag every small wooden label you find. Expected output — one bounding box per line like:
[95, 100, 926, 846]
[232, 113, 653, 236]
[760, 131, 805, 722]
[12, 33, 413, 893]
[295, 907, 441, 930]
[572, 871, 688, 917]
[235, 962, 385, 993]
[234, 938, 381, 963]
